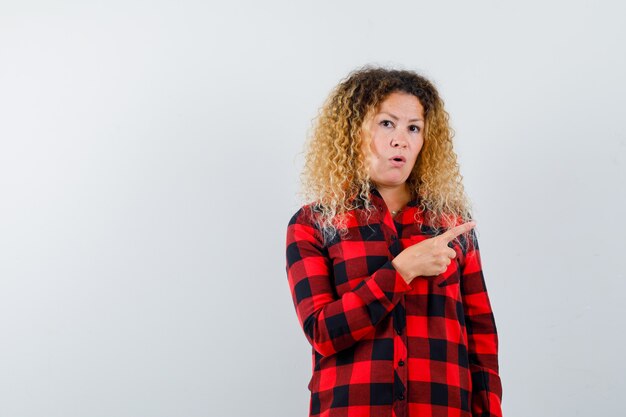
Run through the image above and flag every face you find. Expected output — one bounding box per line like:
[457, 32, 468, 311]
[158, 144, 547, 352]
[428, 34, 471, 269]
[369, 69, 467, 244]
[361, 91, 425, 189]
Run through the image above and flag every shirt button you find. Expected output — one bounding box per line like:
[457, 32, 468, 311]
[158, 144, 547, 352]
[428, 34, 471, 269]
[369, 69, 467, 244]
[398, 394, 405, 400]
[391, 235, 398, 240]
[398, 360, 405, 367]
[396, 328, 402, 335]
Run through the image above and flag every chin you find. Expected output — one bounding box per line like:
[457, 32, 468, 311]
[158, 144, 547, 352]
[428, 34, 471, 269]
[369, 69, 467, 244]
[377, 178, 408, 187]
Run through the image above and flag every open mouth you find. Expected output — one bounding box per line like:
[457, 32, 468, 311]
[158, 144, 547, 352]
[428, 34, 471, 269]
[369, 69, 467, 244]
[389, 155, 406, 167]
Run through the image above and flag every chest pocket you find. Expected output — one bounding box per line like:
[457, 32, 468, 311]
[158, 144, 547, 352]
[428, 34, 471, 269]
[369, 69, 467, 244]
[437, 262, 461, 287]
[328, 238, 391, 297]
[438, 241, 467, 287]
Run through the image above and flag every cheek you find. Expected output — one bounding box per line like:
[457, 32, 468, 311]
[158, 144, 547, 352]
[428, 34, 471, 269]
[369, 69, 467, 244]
[414, 138, 425, 155]
[369, 137, 385, 158]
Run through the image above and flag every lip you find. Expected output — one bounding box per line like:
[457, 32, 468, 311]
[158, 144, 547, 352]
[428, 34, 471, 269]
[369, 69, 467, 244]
[389, 155, 406, 167]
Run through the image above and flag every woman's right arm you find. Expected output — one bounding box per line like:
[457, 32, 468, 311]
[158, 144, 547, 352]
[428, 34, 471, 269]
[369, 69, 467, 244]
[285, 208, 412, 357]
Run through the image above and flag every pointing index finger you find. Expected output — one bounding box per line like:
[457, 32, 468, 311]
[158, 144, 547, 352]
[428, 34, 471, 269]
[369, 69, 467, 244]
[439, 221, 476, 243]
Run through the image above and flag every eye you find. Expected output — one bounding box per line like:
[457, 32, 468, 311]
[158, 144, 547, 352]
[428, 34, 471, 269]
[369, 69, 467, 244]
[409, 125, 421, 133]
[380, 120, 394, 128]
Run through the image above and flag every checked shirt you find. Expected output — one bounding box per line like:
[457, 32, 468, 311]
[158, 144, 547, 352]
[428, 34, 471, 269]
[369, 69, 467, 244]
[285, 187, 502, 417]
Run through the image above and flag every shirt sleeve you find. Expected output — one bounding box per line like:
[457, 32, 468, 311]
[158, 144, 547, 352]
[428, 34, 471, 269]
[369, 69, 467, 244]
[460, 228, 503, 417]
[285, 207, 412, 357]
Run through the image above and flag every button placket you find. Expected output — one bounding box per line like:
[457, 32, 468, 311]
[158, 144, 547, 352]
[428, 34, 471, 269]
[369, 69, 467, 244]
[393, 301, 408, 408]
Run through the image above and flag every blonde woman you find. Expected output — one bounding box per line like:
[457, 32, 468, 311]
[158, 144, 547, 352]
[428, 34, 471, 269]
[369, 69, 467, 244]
[286, 66, 502, 417]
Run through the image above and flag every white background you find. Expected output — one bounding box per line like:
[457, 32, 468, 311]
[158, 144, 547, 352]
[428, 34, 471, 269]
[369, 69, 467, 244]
[1, 1, 625, 416]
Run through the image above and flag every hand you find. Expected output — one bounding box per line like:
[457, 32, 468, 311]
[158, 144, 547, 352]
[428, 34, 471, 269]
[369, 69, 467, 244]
[392, 221, 476, 284]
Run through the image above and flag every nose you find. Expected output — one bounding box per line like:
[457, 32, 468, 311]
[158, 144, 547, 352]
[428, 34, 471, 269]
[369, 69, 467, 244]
[390, 133, 408, 148]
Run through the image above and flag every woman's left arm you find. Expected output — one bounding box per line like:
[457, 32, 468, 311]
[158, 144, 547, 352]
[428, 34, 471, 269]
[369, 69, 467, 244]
[460, 228, 503, 417]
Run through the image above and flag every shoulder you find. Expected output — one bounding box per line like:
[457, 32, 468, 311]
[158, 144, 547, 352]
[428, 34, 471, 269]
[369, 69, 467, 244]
[286, 203, 327, 242]
[287, 203, 323, 228]
[286, 204, 328, 252]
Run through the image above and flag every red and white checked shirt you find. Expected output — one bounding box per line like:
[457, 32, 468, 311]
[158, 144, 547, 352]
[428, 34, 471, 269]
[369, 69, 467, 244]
[285, 187, 502, 417]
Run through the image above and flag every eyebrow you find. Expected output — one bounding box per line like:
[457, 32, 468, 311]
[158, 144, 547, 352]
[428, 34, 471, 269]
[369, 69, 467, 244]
[379, 111, 423, 123]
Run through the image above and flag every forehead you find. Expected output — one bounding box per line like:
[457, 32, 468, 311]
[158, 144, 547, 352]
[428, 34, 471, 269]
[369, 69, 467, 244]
[376, 92, 424, 116]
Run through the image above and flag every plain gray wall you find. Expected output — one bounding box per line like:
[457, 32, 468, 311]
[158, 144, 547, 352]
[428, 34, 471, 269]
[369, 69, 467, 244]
[1, 1, 625, 416]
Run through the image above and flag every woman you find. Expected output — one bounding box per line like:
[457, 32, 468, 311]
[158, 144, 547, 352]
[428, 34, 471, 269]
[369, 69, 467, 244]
[285, 67, 502, 417]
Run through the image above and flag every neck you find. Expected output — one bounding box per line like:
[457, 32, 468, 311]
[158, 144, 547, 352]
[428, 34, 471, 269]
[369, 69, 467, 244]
[375, 183, 411, 212]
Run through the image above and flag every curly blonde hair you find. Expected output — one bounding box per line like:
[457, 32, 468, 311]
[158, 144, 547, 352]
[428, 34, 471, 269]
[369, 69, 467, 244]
[300, 66, 476, 248]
